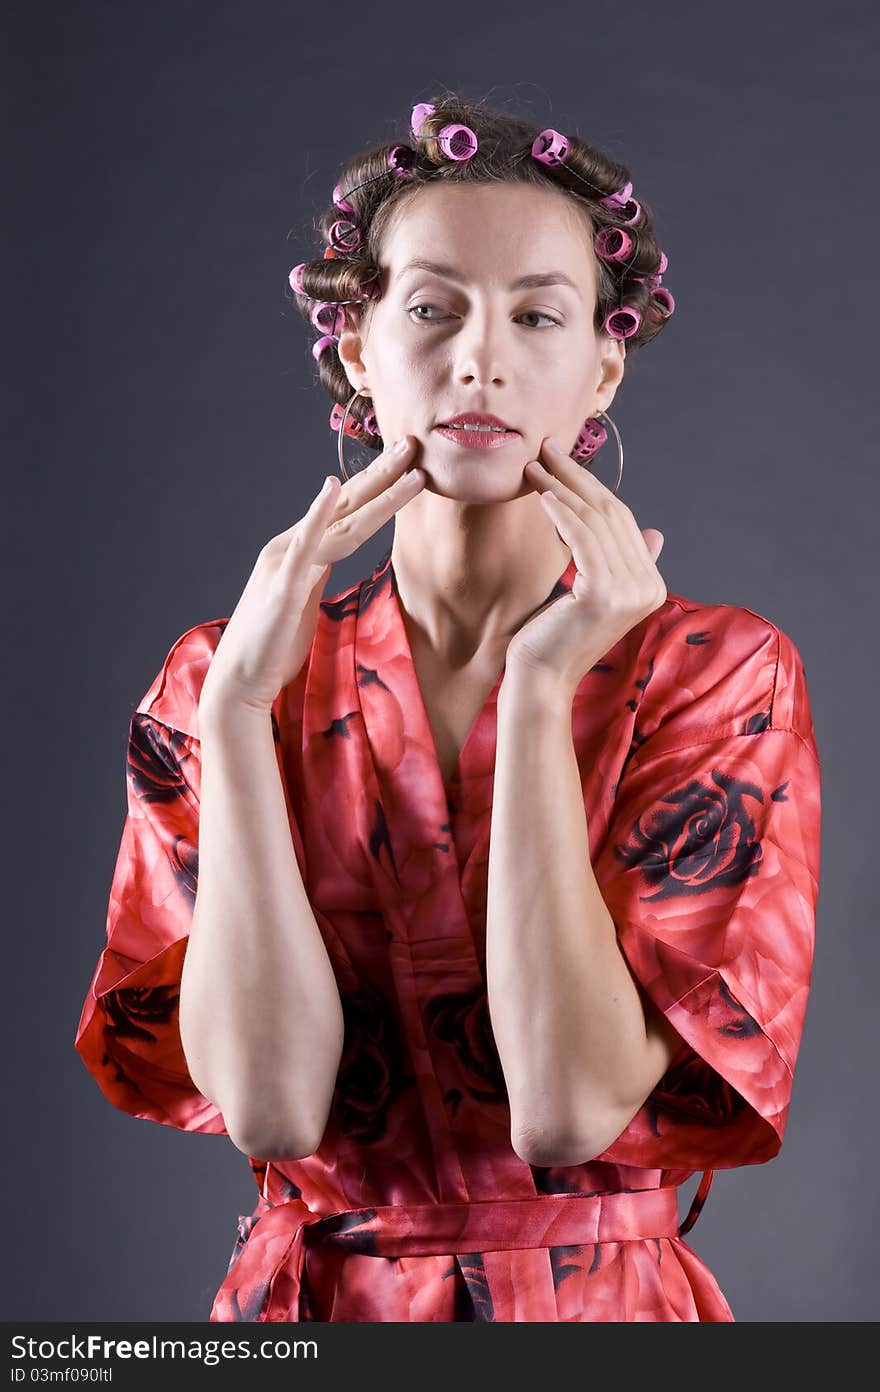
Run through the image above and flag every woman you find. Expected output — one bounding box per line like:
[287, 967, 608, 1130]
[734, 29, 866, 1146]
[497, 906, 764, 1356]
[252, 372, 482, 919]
[74, 92, 822, 1321]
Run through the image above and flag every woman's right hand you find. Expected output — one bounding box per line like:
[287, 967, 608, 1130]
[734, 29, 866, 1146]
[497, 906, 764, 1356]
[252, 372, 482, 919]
[199, 436, 425, 717]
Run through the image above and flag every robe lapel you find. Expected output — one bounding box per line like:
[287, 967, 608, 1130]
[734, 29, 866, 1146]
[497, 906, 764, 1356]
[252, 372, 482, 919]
[352, 547, 577, 928]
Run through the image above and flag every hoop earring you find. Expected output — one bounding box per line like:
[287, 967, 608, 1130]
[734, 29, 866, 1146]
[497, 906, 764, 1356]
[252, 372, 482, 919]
[572, 409, 624, 495]
[336, 387, 376, 482]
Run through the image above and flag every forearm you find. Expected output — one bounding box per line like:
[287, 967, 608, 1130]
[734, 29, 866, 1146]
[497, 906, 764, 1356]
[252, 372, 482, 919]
[179, 700, 345, 1159]
[486, 673, 652, 1165]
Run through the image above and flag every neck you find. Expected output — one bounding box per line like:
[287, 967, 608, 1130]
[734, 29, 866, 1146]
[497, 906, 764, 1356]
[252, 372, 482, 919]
[389, 491, 571, 664]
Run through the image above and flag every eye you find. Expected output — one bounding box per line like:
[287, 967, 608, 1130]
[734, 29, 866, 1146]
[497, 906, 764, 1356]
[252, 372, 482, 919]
[518, 310, 561, 329]
[408, 303, 450, 322]
[407, 304, 561, 328]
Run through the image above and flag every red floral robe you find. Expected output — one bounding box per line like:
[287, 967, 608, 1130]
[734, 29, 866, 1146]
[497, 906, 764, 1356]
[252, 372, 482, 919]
[74, 546, 822, 1321]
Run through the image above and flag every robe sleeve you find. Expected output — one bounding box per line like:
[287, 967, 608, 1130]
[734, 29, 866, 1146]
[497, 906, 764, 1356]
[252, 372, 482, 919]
[74, 620, 232, 1134]
[590, 618, 822, 1169]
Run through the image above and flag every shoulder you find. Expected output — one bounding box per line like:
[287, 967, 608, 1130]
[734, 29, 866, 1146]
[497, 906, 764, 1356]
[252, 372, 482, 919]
[632, 590, 816, 755]
[135, 616, 229, 740]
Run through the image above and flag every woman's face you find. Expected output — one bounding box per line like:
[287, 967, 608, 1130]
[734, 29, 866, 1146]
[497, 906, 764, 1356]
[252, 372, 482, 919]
[338, 180, 625, 499]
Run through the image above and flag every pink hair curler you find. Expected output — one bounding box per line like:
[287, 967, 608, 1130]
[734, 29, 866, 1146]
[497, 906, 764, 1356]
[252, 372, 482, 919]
[600, 181, 633, 209]
[613, 198, 642, 227]
[594, 226, 635, 263]
[333, 145, 416, 213]
[289, 263, 308, 294]
[649, 286, 675, 315]
[388, 143, 416, 178]
[410, 102, 435, 137]
[436, 124, 478, 160]
[603, 305, 642, 340]
[363, 406, 379, 434]
[570, 416, 608, 462]
[531, 129, 569, 165]
[330, 403, 370, 439]
[332, 183, 355, 214]
[410, 103, 478, 161]
[328, 219, 363, 254]
[330, 403, 359, 438]
[311, 333, 339, 362]
[310, 301, 346, 335]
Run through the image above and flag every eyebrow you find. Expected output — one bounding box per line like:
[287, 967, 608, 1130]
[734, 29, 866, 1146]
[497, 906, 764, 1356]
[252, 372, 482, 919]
[396, 257, 580, 292]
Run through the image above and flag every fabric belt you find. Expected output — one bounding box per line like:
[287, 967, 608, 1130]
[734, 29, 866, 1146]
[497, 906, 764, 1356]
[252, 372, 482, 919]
[209, 1174, 714, 1322]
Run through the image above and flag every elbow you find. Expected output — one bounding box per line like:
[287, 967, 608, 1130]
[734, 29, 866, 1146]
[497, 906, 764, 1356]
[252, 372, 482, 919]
[228, 1124, 321, 1162]
[224, 1076, 340, 1162]
[226, 1106, 328, 1162]
[511, 1109, 627, 1168]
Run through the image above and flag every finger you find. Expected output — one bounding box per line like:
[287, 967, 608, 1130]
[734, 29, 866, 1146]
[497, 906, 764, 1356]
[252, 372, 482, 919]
[529, 449, 651, 576]
[537, 437, 618, 506]
[277, 474, 344, 576]
[321, 464, 426, 557]
[272, 437, 416, 549]
[542, 438, 661, 573]
[329, 435, 419, 521]
[539, 493, 613, 584]
[529, 462, 621, 572]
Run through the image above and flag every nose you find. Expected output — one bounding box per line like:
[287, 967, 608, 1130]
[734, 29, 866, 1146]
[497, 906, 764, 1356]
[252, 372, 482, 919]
[452, 302, 509, 388]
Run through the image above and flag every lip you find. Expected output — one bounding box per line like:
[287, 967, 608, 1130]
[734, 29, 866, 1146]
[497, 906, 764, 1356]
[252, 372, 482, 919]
[434, 425, 520, 450]
[437, 413, 518, 431]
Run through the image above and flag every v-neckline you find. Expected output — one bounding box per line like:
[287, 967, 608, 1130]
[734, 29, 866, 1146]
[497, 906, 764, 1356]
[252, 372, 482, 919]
[386, 550, 577, 803]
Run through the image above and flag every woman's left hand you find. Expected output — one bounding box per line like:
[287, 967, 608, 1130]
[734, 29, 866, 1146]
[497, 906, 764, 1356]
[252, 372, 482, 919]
[505, 436, 667, 693]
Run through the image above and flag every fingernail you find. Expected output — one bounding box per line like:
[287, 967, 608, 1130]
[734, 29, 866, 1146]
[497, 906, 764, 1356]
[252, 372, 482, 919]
[547, 436, 563, 452]
[393, 436, 409, 453]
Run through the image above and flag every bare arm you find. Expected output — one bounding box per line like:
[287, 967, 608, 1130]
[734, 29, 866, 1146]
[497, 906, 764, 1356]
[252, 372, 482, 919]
[179, 698, 345, 1160]
[486, 673, 684, 1167]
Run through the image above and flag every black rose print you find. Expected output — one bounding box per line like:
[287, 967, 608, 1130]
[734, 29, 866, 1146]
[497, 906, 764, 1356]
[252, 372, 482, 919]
[129, 715, 196, 810]
[334, 981, 416, 1144]
[614, 767, 765, 900]
[425, 988, 508, 1105]
[651, 1039, 746, 1126]
[104, 982, 178, 1046]
[128, 716, 198, 901]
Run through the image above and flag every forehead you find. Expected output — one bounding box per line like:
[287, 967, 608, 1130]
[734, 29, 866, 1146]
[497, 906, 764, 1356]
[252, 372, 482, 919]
[381, 181, 596, 291]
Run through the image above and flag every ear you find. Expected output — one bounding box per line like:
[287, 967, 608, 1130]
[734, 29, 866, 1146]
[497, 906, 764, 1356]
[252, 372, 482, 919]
[594, 336, 626, 414]
[337, 307, 370, 395]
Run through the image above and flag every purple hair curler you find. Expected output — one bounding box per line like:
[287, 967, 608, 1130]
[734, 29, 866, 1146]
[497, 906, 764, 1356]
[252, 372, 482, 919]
[289, 263, 308, 294]
[310, 301, 346, 335]
[594, 226, 636, 263]
[311, 333, 339, 362]
[328, 219, 363, 254]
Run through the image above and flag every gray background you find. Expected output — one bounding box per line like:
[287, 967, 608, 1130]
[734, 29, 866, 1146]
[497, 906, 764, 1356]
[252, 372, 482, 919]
[5, 0, 876, 1322]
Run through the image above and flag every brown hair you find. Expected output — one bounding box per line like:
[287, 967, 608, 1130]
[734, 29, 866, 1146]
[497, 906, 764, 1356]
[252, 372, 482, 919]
[289, 90, 673, 450]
